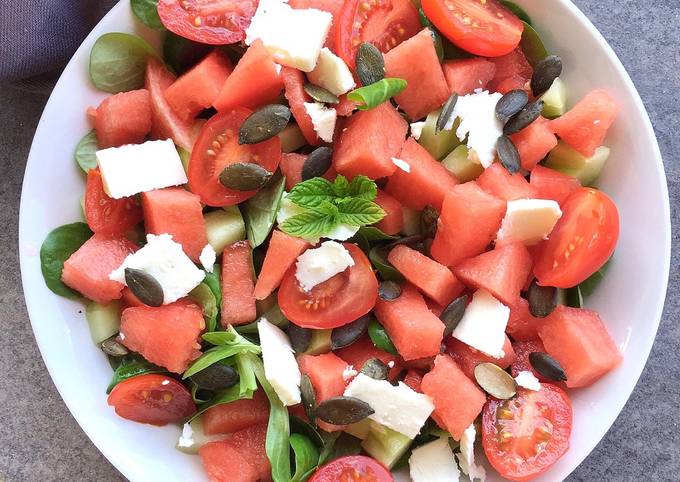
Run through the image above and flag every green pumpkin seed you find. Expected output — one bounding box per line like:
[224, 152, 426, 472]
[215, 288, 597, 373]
[436, 93, 458, 133]
[101, 337, 129, 357]
[287, 323, 313, 353]
[527, 280, 556, 318]
[219, 163, 273, 191]
[379, 281, 402, 301]
[420, 205, 439, 238]
[529, 352, 567, 382]
[531, 55, 563, 97]
[189, 363, 239, 391]
[474, 362, 517, 399]
[503, 100, 544, 136]
[124, 268, 164, 307]
[496, 89, 529, 123]
[315, 396, 375, 425]
[360, 358, 389, 380]
[300, 374, 317, 423]
[301, 147, 333, 181]
[496, 136, 521, 174]
[356, 43, 385, 86]
[239, 104, 291, 145]
[441, 294, 468, 337]
[304, 83, 339, 104]
[331, 315, 370, 350]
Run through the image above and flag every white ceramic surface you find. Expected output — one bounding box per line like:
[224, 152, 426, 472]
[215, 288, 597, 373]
[19, 1, 671, 481]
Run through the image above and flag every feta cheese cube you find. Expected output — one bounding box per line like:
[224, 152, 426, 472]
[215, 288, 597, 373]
[391, 157, 411, 173]
[109, 234, 205, 304]
[515, 371, 541, 391]
[343, 373, 434, 439]
[410, 121, 426, 140]
[457, 424, 487, 482]
[295, 241, 355, 291]
[304, 102, 337, 143]
[308, 47, 356, 95]
[496, 199, 563, 246]
[409, 437, 460, 482]
[245, 0, 332, 72]
[452, 289, 509, 358]
[199, 245, 217, 273]
[177, 423, 195, 449]
[258, 317, 301, 406]
[96, 139, 188, 199]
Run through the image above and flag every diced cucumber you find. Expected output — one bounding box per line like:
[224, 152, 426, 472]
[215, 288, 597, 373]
[302, 329, 332, 355]
[441, 145, 484, 182]
[345, 419, 372, 440]
[540, 77, 567, 119]
[361, 421, 412, 469]
[86, 300, 122, 344]
[177, 147, 191, 172]
[401, 207, 421, 236]
[205, 206, 246, 253]
[544, 141, 610, 186]
[175, 417, 228, 454]
[418, 109, 461, 160]
[278, 123, 307, 153]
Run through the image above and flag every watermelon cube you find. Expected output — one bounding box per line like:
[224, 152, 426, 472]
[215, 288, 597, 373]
[253, 230, 309, 300]
[93, 89, 152, 148]
[506, 297, 540, 341]
[221, 241, 257, 326]
[509, 117, 558, 171]
[280, 152, 336, 191]
[374, 190, 404, 236]
[445, 336, 516, 380]
[202, 389, 270, 435]
[530, 165, 581, 205]
[199, 423, 270, 482]
[487, 48, 533, 94]
[297, 352, 349, 432]
[476, 163, 539, 201]
[443, 58, 496, 95]
[510, 338, 553, 383]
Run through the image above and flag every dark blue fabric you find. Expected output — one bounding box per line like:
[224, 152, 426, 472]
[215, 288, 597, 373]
[0, 0, 118, 82]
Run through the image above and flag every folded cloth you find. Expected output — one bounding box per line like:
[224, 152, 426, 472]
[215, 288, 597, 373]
[0, 0, 118, 83]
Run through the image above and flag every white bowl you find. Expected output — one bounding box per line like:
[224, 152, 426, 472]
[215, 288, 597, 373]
[19, 1, 671, 481]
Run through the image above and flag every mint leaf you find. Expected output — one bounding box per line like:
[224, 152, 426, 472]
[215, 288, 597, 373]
[281, 210, 336, 238]
[347, 175, 377, 201]
[287, 177, 336, 209]
[333, 175, 350, 196]
[336, 198, 385, 226]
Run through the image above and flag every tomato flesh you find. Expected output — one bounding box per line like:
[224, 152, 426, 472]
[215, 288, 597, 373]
[310, 455, 393, 482]
[421, 0, 523, 57]
[482, 384, 572, 482]
[278, 243, 378, 329]
[85, 169, 142, 236]
[107, 374, 196, 426]
[534, 188, 619, 288]
[157, 0, 257, 45]
[188, 108, 282, 207]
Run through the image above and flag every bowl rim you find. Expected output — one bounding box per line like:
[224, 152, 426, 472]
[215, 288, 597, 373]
[18, 0, 671, 481]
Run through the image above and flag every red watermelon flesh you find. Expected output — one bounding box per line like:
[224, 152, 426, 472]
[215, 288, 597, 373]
[445, 336, 516, 380]
[279, 152, 337, 191]
[200, 441, 260, 482]
[487, 48, 532, 94]
[402, 369, 424, 392]
[510, 338, 553, 382]
[94, 89, 152, 148]
[510, 117, 558, 171]
[221, 241, 257, 326]
[253, 230, 309, 300]
[203, 389, 270, 435]
[476, 162, 539, 201]
[282, 67, 321, 146]
[506, 297, 540, 341]
[374, 189, 404, 236]
[297, 352, 349, 432]
[443, 58, 496, 95]
[530, 165, 581, 205]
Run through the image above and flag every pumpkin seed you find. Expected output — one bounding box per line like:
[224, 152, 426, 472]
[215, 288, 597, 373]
[101, 337, 129, 357]
[219, 163, 273, 191]
[441, 294, 468, 337]
[360, 358, 389, 380]
[124, 268, 164, 307]
[531, 55, 563, 97]
[503, 100, 544, 135]
[495, 89, 529, 123]
[331, 314, 370, 350]
[301, 147, 333, 181]
[496, 136, 521, 174]
[287, 322, 313, 353]
[420, 205, 439, 238]
[239, 104, 291, 145]
[356, 43, 385, 86]
[300, 374, 317, 423]
[436, 93, 458, 133]
[529, 352, 567, 381]
[379, 281, 402, 301]
[304, 83, 339, 104]
[189, 363, 239, 391]
[474, 362, 517, 400]
[315, 396, 375, 425]
[527, 280, 556, 318]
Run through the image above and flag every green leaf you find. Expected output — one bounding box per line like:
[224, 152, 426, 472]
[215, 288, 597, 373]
[203, 264, 222, 307]
[369, 245, 405, 283]
[184, 327, 261, 378]
[333, 175, 350, 195]
[347, 175, 378, 201]
[347, 78, 407, 110]
[243, 175, 287, 248]
[579, 257, 612, 298]
[336, 198, 385, 226]
[89, 33, 157, 94]
[188, 283, 218, 332]
[368, 318, 398, 355]
[40, 222, 93, 298]
[290, 416, 325, 447]
[500, 0, 533, 25]
[183, 346, 246, 379]
[287, 177, 338, 209]
[565, 285, 584, 308]
[520, 21, 549, 67]
[202, 326, 262, 350]
[130, 0, 164, 30]
[235, 352, 259, 397]
[106, 355, 164, 393]
[74, 131, 99, 173]
[318, 432, 363, 465]
[280, 210, 336, 239]
[291, 434, 320, 482]
[356, 226, 397, 243]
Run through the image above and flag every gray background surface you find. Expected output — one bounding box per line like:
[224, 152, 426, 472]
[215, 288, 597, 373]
[0, 0, 677, 481]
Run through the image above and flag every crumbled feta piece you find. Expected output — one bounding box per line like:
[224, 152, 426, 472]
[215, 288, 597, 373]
[258, 318, 301, 406]
[161, 379, 170, 386]
[496, 199, 563, 246]
[96, 139, 188, 199]
[109, 234, 205, 304]
[274, 63, 282, 74]
[452, 289, 509, 358]
[177, 423, 194, 448]
[245, 0, 332, 72]
[391, 157, 411, 173]
[387, 361, 395, 368]
[307, 47, 356, 95]
[199, 245, 217, 273]
[304, 102, 337, 143]
[342, 365, 358, 381]
[457, 424, 486, 482]
[276, 193, 358, 243]
[409, 437, 460, 482]
[515, 371, 541, 391]
[344, 373, 434, 439]
[447, 90, 503, 168]
[295, 241, 354, 291]
[410, 121, 426, 140]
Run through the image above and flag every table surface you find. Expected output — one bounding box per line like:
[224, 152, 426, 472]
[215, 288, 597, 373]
[1, 1, 678, 481]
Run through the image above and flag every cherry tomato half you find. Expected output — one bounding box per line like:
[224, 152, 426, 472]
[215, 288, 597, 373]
[534, 188, 619, 288]
[278, 243, 379, 329]
[107, 374, 196, 426]
[84, 169, 142, 236]
[309, 455, 394, 482]
[482, 384, 573, 482]
[421, 0, 524, 57]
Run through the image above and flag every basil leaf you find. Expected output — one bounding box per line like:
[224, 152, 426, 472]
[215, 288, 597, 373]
[203, 264, 222, 307]
[291, 434, 320, 482]
[163, 32, 212, 74]
[131, 0, 164, 30]
[356, 226, 397, 243]
[40, 222, 93, 298]
[368, 318, 398, 355]
[500, 0, 533, 25]
[188, 283, 218, 333]
[336, 198, 385, 226]
[347, 78, 407, 110]
[243, 175, 286, 248]
[287, 177, 337, 209]
[579, 257, 612, 297]
[520, 21, 549, 67]
[106, 355, 164, 393]
[369, 245, 405, 283]
[89, 33, 157, 93]
[74, 131, 99, 173]
[280, 210, 336, 239]
[347, 175, 378, 201]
